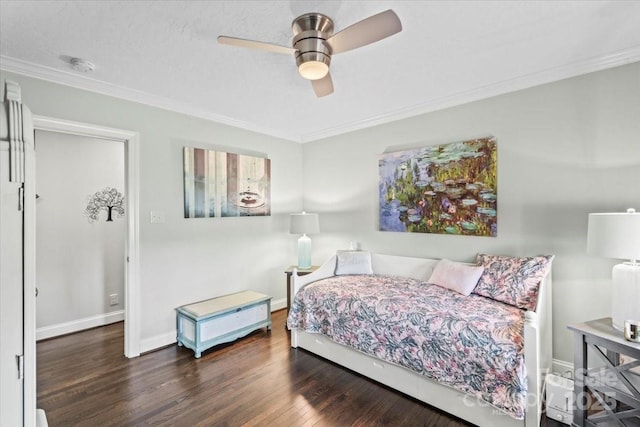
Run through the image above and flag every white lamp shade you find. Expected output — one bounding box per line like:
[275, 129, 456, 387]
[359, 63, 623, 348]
[587, 210, 640, 261]
[290, 212, 319, 235]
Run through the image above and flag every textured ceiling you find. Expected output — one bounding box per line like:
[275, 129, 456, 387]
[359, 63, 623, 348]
[1, 1, 639, 142]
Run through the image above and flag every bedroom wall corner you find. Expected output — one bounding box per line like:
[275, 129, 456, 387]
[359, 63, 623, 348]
[300, 62, 640, 364]
[0, 69, 305, 353]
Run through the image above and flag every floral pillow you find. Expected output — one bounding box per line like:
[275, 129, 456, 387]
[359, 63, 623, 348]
[473, 253, 554, 310]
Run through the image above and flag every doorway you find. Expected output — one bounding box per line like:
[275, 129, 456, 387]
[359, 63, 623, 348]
[35, 130, 126, 339]
[32, 116, 140, 357]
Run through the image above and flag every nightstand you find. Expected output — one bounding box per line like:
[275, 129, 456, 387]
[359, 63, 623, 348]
[567, 318, 640, 426]
[284, 265, 318, 310]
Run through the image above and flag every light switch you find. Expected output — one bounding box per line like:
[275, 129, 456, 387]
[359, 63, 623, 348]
[150, 211, 165, 224]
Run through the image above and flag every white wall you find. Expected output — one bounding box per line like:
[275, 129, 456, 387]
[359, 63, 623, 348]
[0, 70, 304, 353]
[2, 62, 638, 364]
[35, 130, 125, 336]
[302, 62, 640, 365]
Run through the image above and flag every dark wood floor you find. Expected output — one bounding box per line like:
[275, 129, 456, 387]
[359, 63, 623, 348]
[38, 309, 564, 427]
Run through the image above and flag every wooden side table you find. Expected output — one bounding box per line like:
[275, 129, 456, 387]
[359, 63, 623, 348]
[284, 265, 318, 310]
[568, 318, 640, 426]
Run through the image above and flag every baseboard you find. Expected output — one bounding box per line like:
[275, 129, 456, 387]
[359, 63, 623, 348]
[36, 310, 125, 341]
[271, 297, 286, 312]
[140, 331, 177, 354]
[140, 301, 286, 354]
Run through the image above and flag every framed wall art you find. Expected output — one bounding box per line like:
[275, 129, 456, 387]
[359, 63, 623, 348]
[183, 147, 271, 218]
[379, 137, 497, 236]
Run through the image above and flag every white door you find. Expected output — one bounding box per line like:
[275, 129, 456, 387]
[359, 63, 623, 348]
[0, 141, 25, 426]
[0, 80, 37, 427]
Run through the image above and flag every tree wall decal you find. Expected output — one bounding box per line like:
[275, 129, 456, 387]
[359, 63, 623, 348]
[85, 187, 125, 222]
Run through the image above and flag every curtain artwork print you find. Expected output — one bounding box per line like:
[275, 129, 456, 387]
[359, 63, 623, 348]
[379, 137, 497, 236]
[184, 147, 271, 218]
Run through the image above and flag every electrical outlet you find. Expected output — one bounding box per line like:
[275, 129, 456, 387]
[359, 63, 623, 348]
[109, 293, 119, 306]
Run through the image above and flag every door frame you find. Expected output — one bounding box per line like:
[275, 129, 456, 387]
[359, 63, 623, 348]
[32, 116, 141, 357]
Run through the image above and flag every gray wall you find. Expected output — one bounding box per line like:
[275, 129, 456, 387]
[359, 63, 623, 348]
[1, 69, 304, 351]
[35, 130, 125, 334]
[302, 62, 640, 364]
[2, 62, 638, 364]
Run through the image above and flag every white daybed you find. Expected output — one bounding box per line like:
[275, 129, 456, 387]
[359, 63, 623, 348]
[288, 253, 552, 427]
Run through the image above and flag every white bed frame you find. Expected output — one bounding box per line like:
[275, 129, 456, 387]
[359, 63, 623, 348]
[290, 253, 552, 427]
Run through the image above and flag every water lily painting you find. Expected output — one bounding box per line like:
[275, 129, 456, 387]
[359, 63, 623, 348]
[184, 147, 271, 218]
[379, 137, 497, 236]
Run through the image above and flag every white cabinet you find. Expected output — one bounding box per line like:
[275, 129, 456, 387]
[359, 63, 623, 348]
[545, 374, 573, 425]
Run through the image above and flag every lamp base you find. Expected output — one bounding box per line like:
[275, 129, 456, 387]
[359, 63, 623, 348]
[297, 234, 312, 269]
[612, 262, 640, 331]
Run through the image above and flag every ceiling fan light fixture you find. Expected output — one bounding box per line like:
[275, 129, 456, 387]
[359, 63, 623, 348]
[218, 9, 402, 96]
[298, 60, 329, 80]
[293, 25, 332, 81]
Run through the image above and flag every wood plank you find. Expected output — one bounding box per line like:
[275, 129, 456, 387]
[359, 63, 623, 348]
[37, 309, 566, 426]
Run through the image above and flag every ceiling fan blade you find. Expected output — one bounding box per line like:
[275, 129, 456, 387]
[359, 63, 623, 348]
[327, 9, 402, 54]
[217, 36, 297, 55]
[311, 73, 334, 97]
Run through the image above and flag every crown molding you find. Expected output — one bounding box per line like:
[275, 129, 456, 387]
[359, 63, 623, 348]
[3, 47, 639, 144]
[299, 47, 640, 143]
[0, 56, 300, 142]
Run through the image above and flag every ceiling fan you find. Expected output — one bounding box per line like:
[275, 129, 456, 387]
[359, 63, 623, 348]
[217, 9, 402, 97]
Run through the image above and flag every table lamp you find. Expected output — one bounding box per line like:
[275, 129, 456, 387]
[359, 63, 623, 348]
[290, 212, 319, 269]
[587, 208, 640, 331]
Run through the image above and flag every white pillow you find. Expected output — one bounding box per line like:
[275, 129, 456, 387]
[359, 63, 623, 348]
[428, 259, 484, 296]
[335, 250, 374, 275]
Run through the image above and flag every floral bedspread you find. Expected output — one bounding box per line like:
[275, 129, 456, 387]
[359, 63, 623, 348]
[287, 274, 528, 419]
